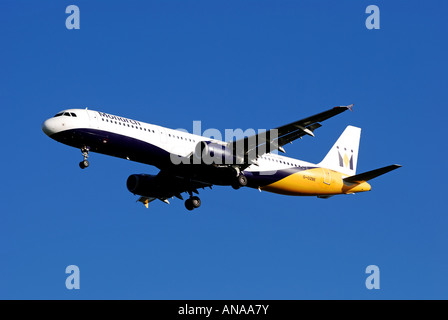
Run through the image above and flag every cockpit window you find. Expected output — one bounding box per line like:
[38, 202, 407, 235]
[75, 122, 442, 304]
[54, 112, 77, 118]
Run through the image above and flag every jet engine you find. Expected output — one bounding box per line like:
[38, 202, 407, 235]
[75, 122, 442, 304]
[193, 141, 241, 165]
[127, 174, 165, 197]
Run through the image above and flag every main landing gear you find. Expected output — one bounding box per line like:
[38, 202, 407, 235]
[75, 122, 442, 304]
[185, 196, 201, 211]
[231, 173, 248, 190]
[79, 147, 90, 169]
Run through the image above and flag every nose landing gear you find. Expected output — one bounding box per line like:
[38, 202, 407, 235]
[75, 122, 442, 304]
[79, 147, 90, 169]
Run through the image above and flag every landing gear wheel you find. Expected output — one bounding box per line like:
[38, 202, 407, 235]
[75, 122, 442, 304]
[190, 196, 201, 209]
[237, 174, 248, 187]
[79, 160, 89, 169]
[232, 174, 247, 189]
[185, 199, 194, 211]
[79, 147, 90, 169]
[231, 182, 240, 190]
[185, 196, 201, 211]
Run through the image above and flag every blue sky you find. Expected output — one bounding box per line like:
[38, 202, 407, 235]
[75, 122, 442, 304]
[1, 0, 447, 299]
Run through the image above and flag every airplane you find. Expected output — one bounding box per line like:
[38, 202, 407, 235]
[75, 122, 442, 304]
[41, 105, 401, 211]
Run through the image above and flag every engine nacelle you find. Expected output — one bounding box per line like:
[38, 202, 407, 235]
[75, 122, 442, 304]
[193, 141, 242, 165]
[127, 174, 161, 197]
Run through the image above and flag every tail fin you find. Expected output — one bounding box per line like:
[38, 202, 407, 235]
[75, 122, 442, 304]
[318, 126, 361, 176]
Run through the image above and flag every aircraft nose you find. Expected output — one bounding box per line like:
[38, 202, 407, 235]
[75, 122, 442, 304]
[42, 118, 57, 136]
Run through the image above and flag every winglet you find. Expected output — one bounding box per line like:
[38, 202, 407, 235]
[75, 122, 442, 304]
[346, 104, 354, 112]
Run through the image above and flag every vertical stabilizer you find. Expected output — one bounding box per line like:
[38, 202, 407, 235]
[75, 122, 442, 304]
[318, 126, 361, 176]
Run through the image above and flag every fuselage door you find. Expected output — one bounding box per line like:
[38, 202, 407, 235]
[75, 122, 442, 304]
[85, 109, 99, 129]
[322, 168, 331, 185]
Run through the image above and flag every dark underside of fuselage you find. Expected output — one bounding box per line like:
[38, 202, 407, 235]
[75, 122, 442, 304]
[50, 128, 170, 167]
[50, 128, 312, 189]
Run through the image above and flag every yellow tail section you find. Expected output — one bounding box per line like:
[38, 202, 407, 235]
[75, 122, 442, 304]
[261, 167, 371, 196]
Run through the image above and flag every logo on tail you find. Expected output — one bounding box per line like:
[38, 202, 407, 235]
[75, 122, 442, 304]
[318, 126, 361, 176]
[337, 147, 354, 170]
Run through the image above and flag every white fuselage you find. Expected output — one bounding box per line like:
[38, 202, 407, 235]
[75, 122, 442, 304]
[42, 108, 317, 173]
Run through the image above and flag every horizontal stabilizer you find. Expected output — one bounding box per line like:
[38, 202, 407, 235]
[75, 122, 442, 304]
[344, 164, 401, 183]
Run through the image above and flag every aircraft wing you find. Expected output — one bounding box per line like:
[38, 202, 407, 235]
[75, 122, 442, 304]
[136, 171, 212, 208]
[228, 105, 353, 165]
